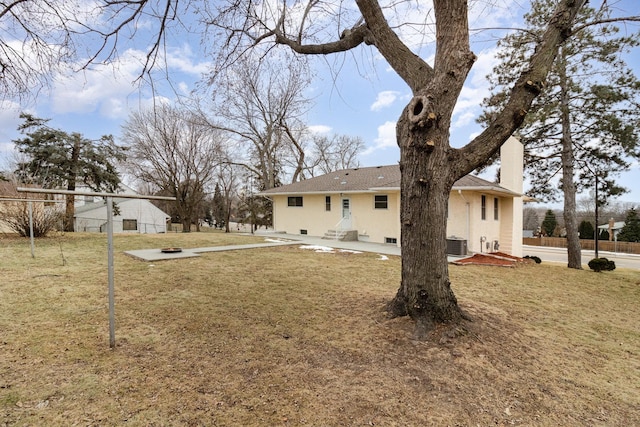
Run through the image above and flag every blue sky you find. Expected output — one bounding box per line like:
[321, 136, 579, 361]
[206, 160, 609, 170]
[1, 0, 639, 208]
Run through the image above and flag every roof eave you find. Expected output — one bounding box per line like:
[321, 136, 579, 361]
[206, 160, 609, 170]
[452, 186, 522, 197]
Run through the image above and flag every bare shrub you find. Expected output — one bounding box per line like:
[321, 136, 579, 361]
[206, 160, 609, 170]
[1, 201, 63, 237]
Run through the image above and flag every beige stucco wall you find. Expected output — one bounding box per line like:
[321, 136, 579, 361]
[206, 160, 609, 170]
[272, 186, 521, 255]
[272, 194, 338, 237]
[272, 192, 401, 244]
[348, 192, 400, 243]
[448, 191, 505, 254]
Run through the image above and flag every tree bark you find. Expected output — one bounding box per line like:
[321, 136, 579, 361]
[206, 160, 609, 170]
[559, 49, 582, 269]
[271, 0, 588, 337]
[387, 117, 467, 338]
[383, 0, 474, 336]
[63, 136, 81, 232]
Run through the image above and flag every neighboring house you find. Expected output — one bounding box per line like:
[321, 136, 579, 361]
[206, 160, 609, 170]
[598, 219, 625, 241]
[261, 136, 524, 256]
[73, 184, 170, 233]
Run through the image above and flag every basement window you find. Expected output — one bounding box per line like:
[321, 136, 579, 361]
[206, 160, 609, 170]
[385, 237, 397, 244]
[300, 229, 308, 235]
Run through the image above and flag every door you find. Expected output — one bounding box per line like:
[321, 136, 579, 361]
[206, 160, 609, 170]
[341, 198, 351, 229]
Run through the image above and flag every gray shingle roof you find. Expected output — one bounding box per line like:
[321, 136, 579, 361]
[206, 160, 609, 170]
[261, 165, 520, 196]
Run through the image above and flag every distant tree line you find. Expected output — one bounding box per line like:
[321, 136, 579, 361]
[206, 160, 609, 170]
[526, 204, 640, 242]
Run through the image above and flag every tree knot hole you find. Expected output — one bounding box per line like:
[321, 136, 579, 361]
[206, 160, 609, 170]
[408, 95, 435, 128]
[413, 99, 424, 116]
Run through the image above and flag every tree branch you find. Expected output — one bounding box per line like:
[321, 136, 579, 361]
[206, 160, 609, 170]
[355, 0, 433, 91]
[274, 23, 369, 55]
[453, 0, 590, 178]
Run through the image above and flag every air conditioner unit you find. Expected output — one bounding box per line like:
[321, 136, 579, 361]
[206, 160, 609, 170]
[446, 238, 467, 256]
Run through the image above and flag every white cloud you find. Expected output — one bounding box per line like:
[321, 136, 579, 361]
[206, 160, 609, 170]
[0, 101, 23, 164]
[165, 44, 211, 76]
[362, 121, 396, 156]
[49, 49, 146, 116]
[177, 82, 190, 94]
[308, 125, 332, 134]
[370, 91, 400, 111]
[451, 47, 499, 130]
[47, 44, 209, 120]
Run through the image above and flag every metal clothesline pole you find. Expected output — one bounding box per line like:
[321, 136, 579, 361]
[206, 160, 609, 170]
[17, 187, 175, 349]
[106, 197, 116, 348]
[28, 201, 34, 258]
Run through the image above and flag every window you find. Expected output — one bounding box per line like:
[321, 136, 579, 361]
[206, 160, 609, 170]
[300, 229, 308, 235]
[123, 219, 138, 231]
[481, 195, 486, 220]
[374, 195, 388, 209]
[385, 237, 397, 244]
[494, 197, 499, 220]
[287, 196, 303, 207]
[325, 196, 331, 211]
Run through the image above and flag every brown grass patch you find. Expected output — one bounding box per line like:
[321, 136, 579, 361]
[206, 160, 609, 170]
[1, 232, 639, 426]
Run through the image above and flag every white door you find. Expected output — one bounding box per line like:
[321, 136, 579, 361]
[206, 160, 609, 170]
[341, 198, 351, 229]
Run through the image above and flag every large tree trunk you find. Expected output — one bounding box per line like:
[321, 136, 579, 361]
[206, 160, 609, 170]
[64, 194, 75, 232]
[559, 50, 582, 269]
[181, 217, 191, 233]
[356, 0, 585, 338]
[63, 137, 81, 232]
[387, 98, 469, 338]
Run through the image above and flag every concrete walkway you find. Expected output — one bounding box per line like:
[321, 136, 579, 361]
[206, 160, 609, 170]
[123, 231, 447, 262]
[123, 231, 639, 270]
[124, 240, 299, 261]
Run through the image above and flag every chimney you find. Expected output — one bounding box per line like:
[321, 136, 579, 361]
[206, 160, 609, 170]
[609, 218, 614, 241]
[499, 136, 524, 257]
[499, 136, 524, 194]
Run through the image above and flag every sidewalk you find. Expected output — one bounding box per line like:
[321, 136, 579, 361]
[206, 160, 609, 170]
[124, 230, 639, 270]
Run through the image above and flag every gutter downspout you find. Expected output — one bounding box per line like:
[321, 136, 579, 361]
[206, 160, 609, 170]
[458, 190, 470, 251]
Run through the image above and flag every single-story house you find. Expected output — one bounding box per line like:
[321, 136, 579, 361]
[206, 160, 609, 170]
[73, 185, 170, 233]
[260, 136, 524, 256]
[598, 219, 625, 241]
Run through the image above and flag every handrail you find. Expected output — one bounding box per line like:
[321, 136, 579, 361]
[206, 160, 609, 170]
[333, 218, 345, 240]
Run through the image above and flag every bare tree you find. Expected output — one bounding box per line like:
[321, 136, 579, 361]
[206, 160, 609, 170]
[204, 53, 312, 189]
[215, 161, 242, 233]
[122, 104, 222, 232]
[309, 134, 365, 177]
[0, 1, 187, 100]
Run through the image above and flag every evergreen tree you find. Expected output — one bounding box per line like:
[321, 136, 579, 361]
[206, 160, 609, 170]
[542, 210, 558, 237]
[481, 0, 640, 269]
[578, 220, 594, 240]
[13, 114, 126, 232]
[617, 208, 640, 242]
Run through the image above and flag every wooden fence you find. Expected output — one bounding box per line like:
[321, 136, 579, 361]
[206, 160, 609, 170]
[523, 237, 640, 255]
